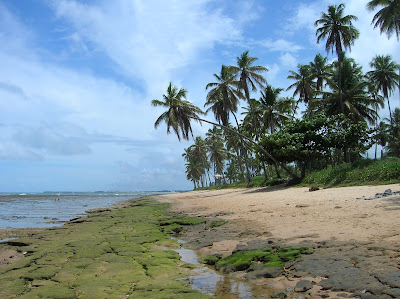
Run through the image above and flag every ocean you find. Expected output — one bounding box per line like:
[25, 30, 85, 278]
[0, 191, 174, 229]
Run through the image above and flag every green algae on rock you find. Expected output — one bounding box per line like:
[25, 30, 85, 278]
[214, 246, 308, 274]
[0, 197, 208, 299]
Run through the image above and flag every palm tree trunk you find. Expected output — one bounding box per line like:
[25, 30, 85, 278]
[273, 164, 281, 179]
[387, 97, 398, 156]
[232, 112, 253, 183]
[235, 149, 245, 181]
[261, 161, 269, 185]
[192, 117, 299, 180]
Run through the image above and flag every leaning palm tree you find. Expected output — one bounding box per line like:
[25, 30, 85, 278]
[315, 3, 359, 114]
[367, 0, 400, 40]
[230, 50, 269, 103]
[205, 65, 243, 127]
[151, 82, 204, 141]
[153, 83, 299, 180]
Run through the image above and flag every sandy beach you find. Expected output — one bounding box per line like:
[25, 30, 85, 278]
[159, 184, 400, 298]
[160, 184, 400, 246]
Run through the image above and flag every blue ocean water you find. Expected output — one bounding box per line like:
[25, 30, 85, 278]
[0, 191, 173, 229]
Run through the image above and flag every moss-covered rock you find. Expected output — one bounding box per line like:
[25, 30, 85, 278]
[199, 254, 222, 265]
[0, 197, 207, 298]
[215, 246, 308, 274]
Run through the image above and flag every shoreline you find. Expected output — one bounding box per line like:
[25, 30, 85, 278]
[1, 185, 400, 298]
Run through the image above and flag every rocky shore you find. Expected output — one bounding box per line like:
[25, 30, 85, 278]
[160, 184, 400, 298]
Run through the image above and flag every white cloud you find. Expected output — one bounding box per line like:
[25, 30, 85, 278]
[279, 52, 298, 68]
[52, 0, 243, 97]
[260, 39, 303, 53]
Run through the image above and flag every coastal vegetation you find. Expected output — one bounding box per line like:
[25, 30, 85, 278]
[152, 2, 400, 189]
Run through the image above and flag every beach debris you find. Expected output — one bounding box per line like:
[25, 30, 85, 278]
[295, 204, 310, 208]
[309, 186, 320, 192]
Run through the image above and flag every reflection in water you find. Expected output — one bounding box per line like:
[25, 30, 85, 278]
[173, 240, 256, 298]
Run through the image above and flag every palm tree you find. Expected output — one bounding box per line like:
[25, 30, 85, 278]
[367, 0, 400, 107]
[287, 64, 316, 115]
[230, 50, 268, 103]
[151, 82, 204, 141]
[188, 136, 211, 186]
[205, 65, 243, 127]
[368, 55, 400, 124]
[367, 80, 385, 159]
[322, 56, 378, 124]
[383, 108, 400, 156]
[367, 0, 400, 39]
[369, 55, 400, 155]
[205, 127, 226, 180]
[153, 83, 299, 180]
[315, 3, 359, 113]
[241, 98, 265, 140]
[309, 53, 332, 92]
[260, 85, 292, 134]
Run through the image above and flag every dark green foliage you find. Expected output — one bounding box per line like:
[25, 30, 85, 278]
[214, 246, 308, 273]
[301, 157, 400, 186]
[258, 113, 372, 176]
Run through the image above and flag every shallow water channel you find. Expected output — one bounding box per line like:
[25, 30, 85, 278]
[172, 239, 266, 298]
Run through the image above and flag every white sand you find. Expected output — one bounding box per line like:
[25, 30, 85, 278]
[159, 184, 400, 245]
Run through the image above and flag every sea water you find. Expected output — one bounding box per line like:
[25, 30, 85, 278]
[0, 191, 174, 229]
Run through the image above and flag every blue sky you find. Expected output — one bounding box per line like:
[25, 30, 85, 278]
[0, 0, 398, 192]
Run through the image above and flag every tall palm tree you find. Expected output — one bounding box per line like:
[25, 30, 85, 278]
[309, 53, 332, 92]
[205, 127, 226, 179]
[287, 64, 316, 115]
[205, 65, 243, 127]
[367, 0, 400, 39]
[368, 55, 400, 123]
[367, 0, 400, 107]
[315, 3, 359, 113]
[230, 50, 269, 103]
[151, 82, 204, 141]
[188, 136, 211, 186]
[368, 55, 400, 155]
[367, 80, 385, 159]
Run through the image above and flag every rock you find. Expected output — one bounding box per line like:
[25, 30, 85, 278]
[246, 264, 283, 279]
[271, 291, 287, 298]
[374, 271, 400, 288]
[294, 280, 313, 292]
[293, 256, 352, 277]
[383, 189, 392, 195]
[319, 268, 384, 295]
